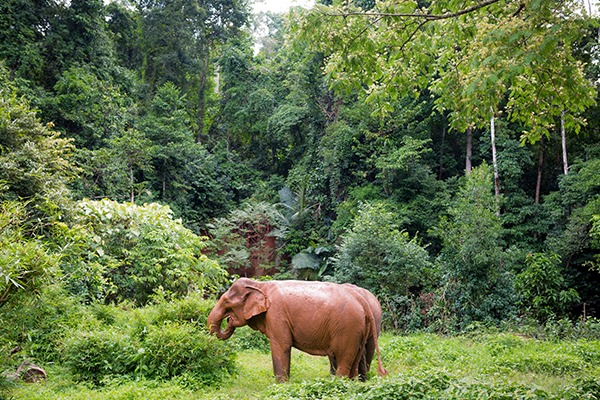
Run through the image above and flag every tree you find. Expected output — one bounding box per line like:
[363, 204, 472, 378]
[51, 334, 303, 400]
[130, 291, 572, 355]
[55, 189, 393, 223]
[333, 202, 433, 330]
[0, 66, 77, 216]
[431, 163, 516, 325]
[0, 66, 75, 306]
[42, 67, 131, 149]
[292, 0, 596, 181]
[106, 1, 143, 71]
[0, 0, 49, 83]
[106, 129, 155, 202]
[136, 82, 233, 226]
[137, 0, 250, 141]
[208, 201, 289, 277]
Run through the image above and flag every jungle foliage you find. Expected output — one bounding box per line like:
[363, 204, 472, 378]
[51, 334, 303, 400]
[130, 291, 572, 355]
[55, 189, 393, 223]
[1, 0, 600, 395]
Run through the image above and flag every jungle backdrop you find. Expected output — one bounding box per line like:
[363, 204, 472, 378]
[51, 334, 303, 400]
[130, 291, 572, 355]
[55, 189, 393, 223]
[2, 1, 600, 388]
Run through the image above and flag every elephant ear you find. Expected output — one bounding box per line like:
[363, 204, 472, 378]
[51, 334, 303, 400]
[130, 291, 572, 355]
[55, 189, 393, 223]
[242, 285, 270, 320]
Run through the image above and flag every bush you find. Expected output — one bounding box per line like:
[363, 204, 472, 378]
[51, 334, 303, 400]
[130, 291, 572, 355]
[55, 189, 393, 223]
[515, 253, 580, 321]
[63, 328, 137, 383]
[431, 164, 518, 328]
[128, 293, 215, 339]
[0, 201, 61, 309]
[0, 285, 85, 362]
[71, 199, 228, 304]
[136, 321, 236, 383]
[230, 326, 271, 353]
[59, 294, 236, 386]
[332, 202, 433, 331]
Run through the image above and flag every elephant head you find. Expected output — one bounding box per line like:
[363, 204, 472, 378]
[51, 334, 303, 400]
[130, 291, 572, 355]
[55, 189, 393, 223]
[207, 278, 270, 340]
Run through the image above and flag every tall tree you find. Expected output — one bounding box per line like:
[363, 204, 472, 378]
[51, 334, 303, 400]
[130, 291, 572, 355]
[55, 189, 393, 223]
[293, 0, 595, 160]
[432, 163, 516, 325]
[137, 0, 250, 142]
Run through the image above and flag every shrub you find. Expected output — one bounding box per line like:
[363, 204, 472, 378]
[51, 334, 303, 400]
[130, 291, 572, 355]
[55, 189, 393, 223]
[0, 202, 61, 309]
[515, 253, 580, 321]
[128, 294, 215, 339]
[136, 321, 236, 384]
[332, 202, 433, 330]
[230, 326, 271, 353]
[0, 284, 85, 361]
[431, 164, 518, 327]
[207, 201, 289, 277]
[72, 199, 228, 304]
[59, 295, 236, 386]
[63, 328, 137, 383]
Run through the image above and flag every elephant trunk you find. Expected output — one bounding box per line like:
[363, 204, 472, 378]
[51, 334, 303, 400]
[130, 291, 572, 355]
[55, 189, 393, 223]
[207, 308, 235, 340]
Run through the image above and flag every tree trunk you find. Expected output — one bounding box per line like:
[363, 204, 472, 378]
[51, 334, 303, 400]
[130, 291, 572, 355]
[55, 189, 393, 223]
[490, 107, 500, 213]
[561, 110, 568, 175]
[465, 126, 472, 175]
[438, 127, 446, 179]
[534, 137, 545, 239]
[162, 159, 167, 201]
[129, 159, 134, 203]
[197, 48, 210, 144]
[535, 137, 544, 205]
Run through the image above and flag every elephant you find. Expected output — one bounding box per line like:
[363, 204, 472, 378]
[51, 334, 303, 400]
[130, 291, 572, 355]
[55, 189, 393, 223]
[207, 278, 388, 382]
[328, 283, 383, 381]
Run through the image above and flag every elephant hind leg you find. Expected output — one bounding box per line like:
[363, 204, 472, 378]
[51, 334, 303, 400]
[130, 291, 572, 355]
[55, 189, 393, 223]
[334, 345, 363, 380]
[359, 337, 375, 381]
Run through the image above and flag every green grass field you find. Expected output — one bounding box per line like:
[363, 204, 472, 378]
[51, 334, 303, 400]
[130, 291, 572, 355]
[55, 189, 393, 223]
[10, 331, 600, 399]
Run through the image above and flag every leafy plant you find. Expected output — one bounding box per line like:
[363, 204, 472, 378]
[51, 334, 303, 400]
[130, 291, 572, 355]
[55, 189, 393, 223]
[516, 252, 580, 321]
[60, 294, 236, 386]
[136, 321, 236, 383]
[208, 201, 289, 277]
[0, 202, 59, 308]
[291, 246, 332, 280]
[431, 163, 517, 327]
[63, 327, 137, 383]
[0, 284, 85, 362]
[74, 199, 227, 304]
[332, 202, 433, 330]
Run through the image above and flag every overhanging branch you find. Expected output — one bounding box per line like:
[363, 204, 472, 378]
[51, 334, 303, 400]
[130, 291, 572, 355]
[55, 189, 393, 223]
[319, 0, 502, 21]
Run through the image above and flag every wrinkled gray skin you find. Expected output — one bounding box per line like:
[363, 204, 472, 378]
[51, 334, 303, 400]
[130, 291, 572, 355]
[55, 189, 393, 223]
[207, 278, 387, 382]
[328, 283, 383, 381]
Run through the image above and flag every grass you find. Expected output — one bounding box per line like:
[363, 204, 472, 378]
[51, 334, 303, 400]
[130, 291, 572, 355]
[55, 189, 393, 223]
[10, 331, 600, 399]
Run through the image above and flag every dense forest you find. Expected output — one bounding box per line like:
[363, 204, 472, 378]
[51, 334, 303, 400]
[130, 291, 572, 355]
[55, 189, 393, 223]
[2, 0, 600, 395]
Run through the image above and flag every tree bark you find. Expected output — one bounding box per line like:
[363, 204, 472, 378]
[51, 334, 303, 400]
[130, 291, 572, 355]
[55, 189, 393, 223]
[561, 110, 568, 175]
[162, 159, 167, 201]
[490, 107, 500, 214]
[535, 137, 544, 205]
[438, 127, 445, 179]
[533, 136, 545, 239]
[128, 154, 134, 203]
[197, 48, 210, 144]
[465, 126, 472, 175]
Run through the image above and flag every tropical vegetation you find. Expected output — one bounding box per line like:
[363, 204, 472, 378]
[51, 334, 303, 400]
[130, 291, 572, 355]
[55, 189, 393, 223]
[1, 0, 600, 398]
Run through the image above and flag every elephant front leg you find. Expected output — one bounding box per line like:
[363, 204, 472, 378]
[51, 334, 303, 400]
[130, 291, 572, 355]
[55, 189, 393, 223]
[328, 354, 337, 375]
[270, 341, 291, 382]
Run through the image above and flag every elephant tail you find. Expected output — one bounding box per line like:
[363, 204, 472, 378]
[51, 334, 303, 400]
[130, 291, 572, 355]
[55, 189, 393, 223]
[370, 315, 388, 377]
[362, 300, 388, 378]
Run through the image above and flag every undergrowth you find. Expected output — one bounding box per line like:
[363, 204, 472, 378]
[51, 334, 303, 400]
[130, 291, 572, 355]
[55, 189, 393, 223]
[9, 330, 600, 399]
[4, 290, 600, 399]
[264, 372, 600, 400]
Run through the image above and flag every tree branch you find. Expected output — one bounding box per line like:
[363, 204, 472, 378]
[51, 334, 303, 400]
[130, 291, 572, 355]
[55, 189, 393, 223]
[319, 0, 502, 21]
